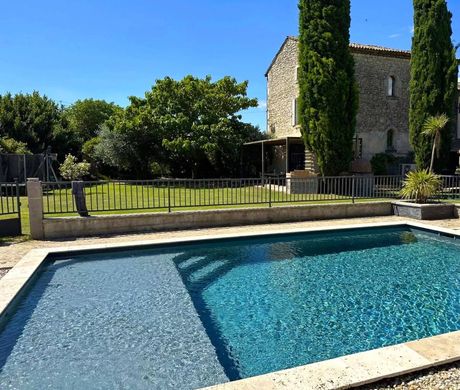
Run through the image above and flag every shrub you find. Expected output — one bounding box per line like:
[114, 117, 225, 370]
[150, 161, 170, 178]
[370, 153, 396, 175]
[399, 169, 441, 204]
[59, 154, 91, 181]
[82, 137, 100, 162]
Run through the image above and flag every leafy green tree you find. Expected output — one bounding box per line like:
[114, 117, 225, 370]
[94, 97, 164, 178]
[52, 99, 121, 159]
[298, 0, 358, 175]
[151, 76, 260, 177]
[409, 0, 458, 171]
[96, 76, 261, 178]
[64, 99, 121, 142]
[0, 92, 62, 153]
[51, 121, 82, 159]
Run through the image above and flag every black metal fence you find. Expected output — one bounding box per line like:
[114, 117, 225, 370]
[0, 182, 22, 236]
[40, 175, 460, 216]
[39, 175, 399, 215]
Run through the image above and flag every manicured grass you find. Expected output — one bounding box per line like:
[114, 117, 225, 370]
[41, 182, 403, 214]
[7, 182, 459, 238]
[41, 182, 355, 215]
[442, 198, 460, 204]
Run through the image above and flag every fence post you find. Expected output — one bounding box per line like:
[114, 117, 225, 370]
[351, 175, 356, 204]
[167, 182, 171, 213]
[268, 177, 272, 208]
[27, 178, 44, 239]
[15, 179, 21, 233]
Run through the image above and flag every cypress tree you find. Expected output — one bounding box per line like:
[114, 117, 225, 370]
[410, 0, 458, 171]
[298, 0, 358, 175]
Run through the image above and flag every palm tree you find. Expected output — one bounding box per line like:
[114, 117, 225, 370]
[422, 114, 449, 173]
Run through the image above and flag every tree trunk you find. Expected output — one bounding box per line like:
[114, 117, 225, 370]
[429, 141, 436, 173]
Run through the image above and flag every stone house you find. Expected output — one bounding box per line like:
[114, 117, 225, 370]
[251, 36, 460, 176]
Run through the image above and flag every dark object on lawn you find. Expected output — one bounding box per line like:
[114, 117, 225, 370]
[72, 181, 89, 217]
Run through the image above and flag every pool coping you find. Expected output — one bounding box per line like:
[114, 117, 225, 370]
[1, 220, 460, 389]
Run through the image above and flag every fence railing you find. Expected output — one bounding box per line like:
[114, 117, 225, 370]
[38, 175, 436, 216]
[41, 175, 460, 216]
[0, 181, 22, 237]
[0, 181, 21, 217]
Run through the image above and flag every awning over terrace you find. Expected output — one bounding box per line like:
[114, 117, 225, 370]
[244, 137, 304, 178]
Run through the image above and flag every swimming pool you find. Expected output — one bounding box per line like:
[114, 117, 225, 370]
[0, 224, 459, 389]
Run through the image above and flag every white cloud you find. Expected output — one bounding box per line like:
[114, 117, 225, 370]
[258, 100, 267, 109]
[389, 33, 401, 39]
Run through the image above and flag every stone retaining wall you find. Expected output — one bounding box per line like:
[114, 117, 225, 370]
[39, 202, 393, 239]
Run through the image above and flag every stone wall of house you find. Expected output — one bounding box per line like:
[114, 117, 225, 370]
[353, 53, 411, 161]
[266, 37, 413, 167]
[266, 38, 301, 139]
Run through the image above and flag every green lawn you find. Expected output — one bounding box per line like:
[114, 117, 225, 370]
[40, 182, 401, 215]
[4, 182, 458, 238]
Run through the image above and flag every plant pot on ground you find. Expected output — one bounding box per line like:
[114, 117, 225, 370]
[392, 170, 454, 220]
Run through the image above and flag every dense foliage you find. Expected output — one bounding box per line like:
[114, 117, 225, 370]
[409, 0, 458, 171]
[0, 92, 121, 160]
[0, 92, 62, 153]
[0, 137, 31, 154]
[93, 76, 261, 178]
[54, 99, 121, 159]
[298, 0, 358, 175]
[0, 76, 261, 179]
[370, 153, 397, 175]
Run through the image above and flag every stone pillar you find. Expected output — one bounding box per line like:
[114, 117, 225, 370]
[304, 148, 319, 174]
[27, 178, 44, 240]
[286, 170, 318, 195]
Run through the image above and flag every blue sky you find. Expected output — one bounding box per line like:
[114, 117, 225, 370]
[0, 0, 459, 130]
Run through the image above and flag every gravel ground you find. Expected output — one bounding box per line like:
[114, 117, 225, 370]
[357, 361, 460, 390]
[0, 268, 9, 279]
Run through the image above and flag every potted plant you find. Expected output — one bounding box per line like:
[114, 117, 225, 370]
[392, 115, 455, 220]
[399, 169, 441, 203]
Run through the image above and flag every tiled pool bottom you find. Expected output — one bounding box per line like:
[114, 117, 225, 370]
[0, 227, 460, 389]
[0, 251, 228, 389]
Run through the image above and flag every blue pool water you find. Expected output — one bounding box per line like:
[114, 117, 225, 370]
[0, 227, 460, 389]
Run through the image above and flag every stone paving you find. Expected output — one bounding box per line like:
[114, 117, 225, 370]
[1, 215, 460, 390]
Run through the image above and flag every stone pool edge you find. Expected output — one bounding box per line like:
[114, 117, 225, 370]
[0, 220, 459, 390]
[201, 331, 460, 390]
